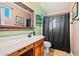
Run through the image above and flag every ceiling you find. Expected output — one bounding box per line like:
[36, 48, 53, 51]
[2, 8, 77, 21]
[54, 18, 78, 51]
[38, 2, 71, 15]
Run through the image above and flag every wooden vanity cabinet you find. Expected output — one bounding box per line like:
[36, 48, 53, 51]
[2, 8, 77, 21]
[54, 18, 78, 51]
[34, 39, 44, 56]
[9, 39, 44, 56]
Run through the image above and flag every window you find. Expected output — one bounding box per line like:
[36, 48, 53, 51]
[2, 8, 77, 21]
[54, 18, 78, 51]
[0, 3, 12, 25]
[0, 3, 11, 19]
[4, 7, 11, 18]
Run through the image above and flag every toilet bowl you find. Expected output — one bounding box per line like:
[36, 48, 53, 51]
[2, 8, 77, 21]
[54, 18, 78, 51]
[44, 41, 51, 53]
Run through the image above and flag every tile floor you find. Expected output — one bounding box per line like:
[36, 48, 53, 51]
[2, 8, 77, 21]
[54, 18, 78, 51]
[45, 49, 73, 56]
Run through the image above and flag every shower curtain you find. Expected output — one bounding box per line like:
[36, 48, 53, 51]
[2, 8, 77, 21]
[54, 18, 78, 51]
[43, 13, 70, 53]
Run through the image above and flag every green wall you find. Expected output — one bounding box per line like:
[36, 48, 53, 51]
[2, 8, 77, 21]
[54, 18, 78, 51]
[0, 2, 46, 37]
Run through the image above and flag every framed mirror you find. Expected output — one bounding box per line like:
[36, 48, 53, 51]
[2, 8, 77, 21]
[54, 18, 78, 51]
[0, 2, 34, 30]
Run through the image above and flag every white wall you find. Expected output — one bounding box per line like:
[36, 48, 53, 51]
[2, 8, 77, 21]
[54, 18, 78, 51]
[70, 2, 79, 55]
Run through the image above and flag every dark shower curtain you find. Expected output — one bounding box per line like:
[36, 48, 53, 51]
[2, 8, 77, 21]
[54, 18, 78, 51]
[43, 13, 70, 53]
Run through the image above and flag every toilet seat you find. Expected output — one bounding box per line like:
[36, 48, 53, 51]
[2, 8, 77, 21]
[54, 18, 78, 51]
[44, 41, 51, 45]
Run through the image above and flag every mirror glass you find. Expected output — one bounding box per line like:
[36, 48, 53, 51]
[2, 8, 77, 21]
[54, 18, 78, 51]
[0, 2, 34, 30]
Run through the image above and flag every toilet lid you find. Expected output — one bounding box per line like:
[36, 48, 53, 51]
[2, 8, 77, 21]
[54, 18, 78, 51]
[44, 41, 51, 45]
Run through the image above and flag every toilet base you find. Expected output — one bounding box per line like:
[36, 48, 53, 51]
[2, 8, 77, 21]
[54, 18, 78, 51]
[44, 48, 50, 54]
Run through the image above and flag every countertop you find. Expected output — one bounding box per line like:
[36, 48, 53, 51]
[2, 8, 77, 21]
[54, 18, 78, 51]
[0, 35, 45, 56]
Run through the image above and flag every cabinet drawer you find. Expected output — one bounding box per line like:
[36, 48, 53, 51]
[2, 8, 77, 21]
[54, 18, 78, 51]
[35, 39, 44, 48]
[18, 44, 34, 55]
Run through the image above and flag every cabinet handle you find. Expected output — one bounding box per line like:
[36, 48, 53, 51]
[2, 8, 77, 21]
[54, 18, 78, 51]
[18, 47, 26, 52]
[18, 50, 20, 52]
[23, 47, 25, 49]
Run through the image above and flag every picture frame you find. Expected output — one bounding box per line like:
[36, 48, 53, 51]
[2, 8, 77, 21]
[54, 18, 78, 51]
[16, 16, 25, 26]
[36, 15, 44, 26]
[72, 2, 78, 20]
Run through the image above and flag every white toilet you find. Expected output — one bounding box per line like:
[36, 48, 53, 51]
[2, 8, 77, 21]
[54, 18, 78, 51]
[44, 41, 51, 53]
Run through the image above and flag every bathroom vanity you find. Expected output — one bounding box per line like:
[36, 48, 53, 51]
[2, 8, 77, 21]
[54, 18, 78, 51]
[0, 35, 44, 56]
[9, 39, 44, 56]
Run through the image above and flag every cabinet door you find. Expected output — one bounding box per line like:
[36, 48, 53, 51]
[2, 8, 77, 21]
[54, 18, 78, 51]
[35, 47, 41, 56]
[41, 45, 44, 56]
